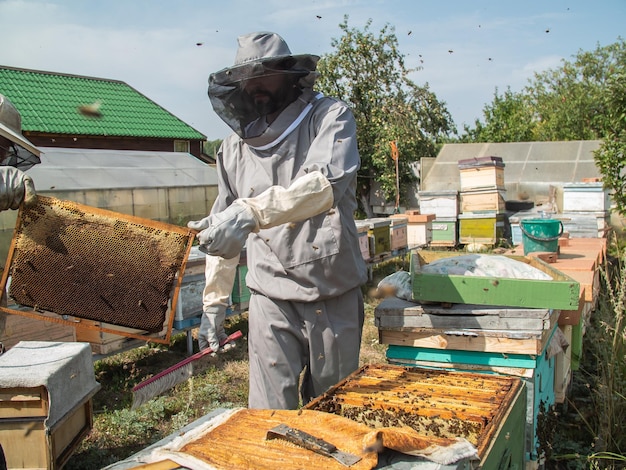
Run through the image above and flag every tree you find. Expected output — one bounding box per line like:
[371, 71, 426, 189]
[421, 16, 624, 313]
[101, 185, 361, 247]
[463, 38, 626, 214]
[316, 17, 455, 217]
[461, 87, 536, 143]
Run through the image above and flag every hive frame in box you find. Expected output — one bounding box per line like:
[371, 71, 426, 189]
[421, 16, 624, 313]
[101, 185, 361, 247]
[0, 196, 196, 345]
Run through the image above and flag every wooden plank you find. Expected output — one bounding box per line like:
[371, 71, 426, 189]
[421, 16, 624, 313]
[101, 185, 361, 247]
[375, 297, 554, 331]
[379, 325, 555, 355]
[0, 386, 48, 419]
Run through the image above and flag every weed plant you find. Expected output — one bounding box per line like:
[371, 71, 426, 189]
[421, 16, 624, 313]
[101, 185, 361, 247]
[549, 233, 626, 469]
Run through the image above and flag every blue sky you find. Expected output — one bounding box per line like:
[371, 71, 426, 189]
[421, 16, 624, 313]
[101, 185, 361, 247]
[1, 0, 624, 140]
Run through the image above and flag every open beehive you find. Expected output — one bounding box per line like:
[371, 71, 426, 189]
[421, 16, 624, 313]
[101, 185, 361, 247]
[0, 196, 195, 344]
[305, 364, 524, 461]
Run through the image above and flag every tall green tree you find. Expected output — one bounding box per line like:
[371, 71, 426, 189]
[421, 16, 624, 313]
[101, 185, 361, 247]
[461, 87, 536, 143]
[316, 17, 455, 217]
[464, 38, 626, 214]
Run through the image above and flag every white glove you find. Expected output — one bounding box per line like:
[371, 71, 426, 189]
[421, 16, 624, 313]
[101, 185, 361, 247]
[187, 171, 333, 259]
[188, 202, 257, 259]
[0, 166, 37, 211]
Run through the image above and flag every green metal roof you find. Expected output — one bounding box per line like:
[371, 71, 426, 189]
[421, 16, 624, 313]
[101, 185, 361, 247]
[0, 66, 206, 140]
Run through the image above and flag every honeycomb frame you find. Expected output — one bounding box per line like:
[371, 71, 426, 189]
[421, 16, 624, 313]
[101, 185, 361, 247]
[0, 196, 196, 345]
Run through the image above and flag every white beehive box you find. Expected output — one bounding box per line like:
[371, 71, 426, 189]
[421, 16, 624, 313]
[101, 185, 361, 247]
[418, 191, 458, 219]
[562, 182, 611, 212]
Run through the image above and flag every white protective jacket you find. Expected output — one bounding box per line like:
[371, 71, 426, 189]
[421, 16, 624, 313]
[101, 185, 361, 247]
[204, 88, 368, 306]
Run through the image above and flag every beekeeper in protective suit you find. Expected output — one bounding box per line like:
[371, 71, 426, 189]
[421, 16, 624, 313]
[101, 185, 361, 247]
[188, 32, 368, 409]
[0, 94, 40, 357]
[0, 94, 39, 212]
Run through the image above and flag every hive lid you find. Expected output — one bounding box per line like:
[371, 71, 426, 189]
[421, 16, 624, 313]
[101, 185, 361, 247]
[458, 156, 505, 169]
[0, 196, 195, 344]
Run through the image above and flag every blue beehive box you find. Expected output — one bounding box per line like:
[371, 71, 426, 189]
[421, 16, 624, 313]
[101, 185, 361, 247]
[376, 297, 559, 463]
[385, 330, 557, 463]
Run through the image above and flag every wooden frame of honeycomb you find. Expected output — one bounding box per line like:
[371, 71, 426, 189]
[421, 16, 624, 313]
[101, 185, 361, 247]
[305, 363, 523, 459]
[0, 196, 195, 344]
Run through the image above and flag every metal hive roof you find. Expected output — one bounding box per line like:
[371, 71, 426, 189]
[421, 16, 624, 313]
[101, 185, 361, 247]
[0, 66, 206, 140]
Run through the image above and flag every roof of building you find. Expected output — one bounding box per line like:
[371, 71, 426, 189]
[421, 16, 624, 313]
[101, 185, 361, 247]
[0, 65, 206, 140]
[29, 147, 217, 191]
[422, 141, 603, 197]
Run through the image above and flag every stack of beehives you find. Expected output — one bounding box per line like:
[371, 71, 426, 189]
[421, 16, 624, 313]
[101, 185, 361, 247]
[374, 250, 582, 466]
[457, 156, 508, 246]
[417, 190, 459, 247]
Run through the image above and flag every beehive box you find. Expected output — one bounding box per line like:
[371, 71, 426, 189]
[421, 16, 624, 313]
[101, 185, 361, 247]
[362, 218, 391, 257]
[231, 264, 250, 305]
[376, 297, 557, 356]
[458, 212, 507, 245]
[410, 251, 580, 310]
[554, 325, 573, 404]
[459, 188, 507, 214]
[406, 213, 435, 247]
[458, 158, 505, 191]
[74, 320, 147, 355]
[0, 341, 101, 470]
[384, 338, 556, 463]
[388, 215, 408, 252]
[562, 182, 611, 212]
[305, 363, 527, 469]
[354, 221, 372, 261]
[418, 191, 458, 219]
[430, 217, 458, 247]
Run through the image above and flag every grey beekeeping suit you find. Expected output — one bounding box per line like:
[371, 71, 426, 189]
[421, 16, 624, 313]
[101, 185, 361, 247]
[0, 94, 39, 212]
[188, 32, 368, 409]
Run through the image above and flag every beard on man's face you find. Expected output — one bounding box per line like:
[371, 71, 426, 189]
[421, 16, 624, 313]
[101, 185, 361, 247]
[250, 90, 282, 116]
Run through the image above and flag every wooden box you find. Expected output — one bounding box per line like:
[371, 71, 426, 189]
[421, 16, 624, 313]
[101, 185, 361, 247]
[0, 342, 100, 469]
[410, 251, 580, 310]
[406, 213, 435, 247]
[375, 297, 557, 356]
[384, 338, 556, 463]
[418, 191, 459, 219]
[363, 218, 391, 257]
[459, 189, 507, 214]
[430, 217, 458, 247]
[388, 215, 408, 252]
[554, 325, 573, 404]
[0, 311, 76, 351]
[458, 212, 507, 245]
[354, 221, 371, 261]
[562, 182, 611, 212]
[75, 321, 145, 355]
[304, 363, 527, 469]
[459, 164, 505, 191]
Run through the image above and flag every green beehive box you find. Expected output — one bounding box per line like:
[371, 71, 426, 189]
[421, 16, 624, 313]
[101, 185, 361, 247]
[231, 264, 250, 304]
[430, 217, 457, 247]
[410, 250, 580, 310]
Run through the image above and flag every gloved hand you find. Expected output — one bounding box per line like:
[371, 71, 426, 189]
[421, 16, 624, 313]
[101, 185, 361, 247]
[198, 305, 227, 352]
[187, 202, 258, 259]
[0, 166, 37, 211]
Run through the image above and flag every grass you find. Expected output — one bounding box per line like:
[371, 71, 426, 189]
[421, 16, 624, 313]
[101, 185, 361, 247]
[65, 259, 397, 469]
[63, 250, 626, 470]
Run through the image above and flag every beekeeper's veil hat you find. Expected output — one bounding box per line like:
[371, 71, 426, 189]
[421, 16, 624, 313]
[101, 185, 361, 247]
[208, 32, 319, 138]
[0, 94, 41, 170]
